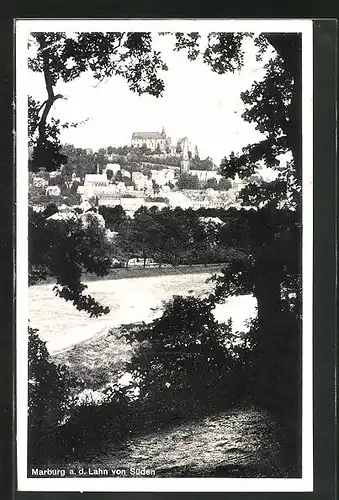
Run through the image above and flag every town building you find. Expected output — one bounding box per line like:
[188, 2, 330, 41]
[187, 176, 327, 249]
[184, 188, 242, 209]
[165, 191, 192, 209]
[120, 169, 131, 179]
[84, 173, 109, 186]
[33, 177, 49, 189]
[132, 171, 153, 192]
[46, 185, 61, 197]
[150, 168, 176, 186]
[199, 216, 225, 226]
[177, 137, 193, 155]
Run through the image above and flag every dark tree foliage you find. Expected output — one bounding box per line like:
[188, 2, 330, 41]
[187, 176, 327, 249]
[190, 156, 215, 171]
[218, 177, 232, 191]
[151, 207, 195, 267]
[191, 216, 222, 266]
[28, 327, 78, 463]
[124, 207, 163, 268]
[108, 206, 238, 268]
[98, 204, 128, 230]
[29, 207, 111, 316]
[111, 219, 139, 269]
[176, 172, 200, 190]
[122, 296, 252, 425]
[206, 177, 218, 189]
[105, 168, 114, 181]
[57, 382, 136, 460]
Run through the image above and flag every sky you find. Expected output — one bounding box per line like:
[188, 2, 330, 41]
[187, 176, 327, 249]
[27, 33, 276, 168]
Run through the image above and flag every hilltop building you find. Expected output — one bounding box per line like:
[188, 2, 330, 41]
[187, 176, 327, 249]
[177, 137, 193, 155]
[131, 127, 197, 173]
[131, 127, 171, 152]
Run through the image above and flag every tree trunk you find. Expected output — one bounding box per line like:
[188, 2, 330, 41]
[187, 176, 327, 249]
[253, 246, 301, 471]
[254, 257, 282, 339]
[37, 35, 64, 143]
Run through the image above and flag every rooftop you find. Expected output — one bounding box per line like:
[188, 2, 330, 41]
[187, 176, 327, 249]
[132, 132, 164, 139]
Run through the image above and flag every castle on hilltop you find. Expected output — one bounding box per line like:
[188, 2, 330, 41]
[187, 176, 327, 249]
[131, 128, 193, 173]
[131, 127, 172, 152]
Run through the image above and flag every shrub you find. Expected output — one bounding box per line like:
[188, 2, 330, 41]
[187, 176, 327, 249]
[122, 296, 252, 427]
[28, 327, 78, 463]
[58, 383, 136, 460]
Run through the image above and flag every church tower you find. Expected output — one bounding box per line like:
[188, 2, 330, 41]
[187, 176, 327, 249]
[180, 137, 190, 173]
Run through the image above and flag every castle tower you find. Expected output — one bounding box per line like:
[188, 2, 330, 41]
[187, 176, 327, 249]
[161, 126, 166, 136]
[180, 137, 190, 173]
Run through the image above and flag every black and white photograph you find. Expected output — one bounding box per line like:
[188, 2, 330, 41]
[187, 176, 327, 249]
[16, 19, 313, 492]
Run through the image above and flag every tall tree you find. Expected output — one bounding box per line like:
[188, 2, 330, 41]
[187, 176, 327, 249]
[28, 32, 168, 172]
[98, 204, 127, 230]
[177, 172, 200, 190]
[174, 34, 302, 455]
[218, 178, 232, 191]
[111, 219, 138, 269]
[206, 177, 218, 189]
[149, 207, 192, 267]
[106, 168, 114, 182]
[131, 207, 162, 268]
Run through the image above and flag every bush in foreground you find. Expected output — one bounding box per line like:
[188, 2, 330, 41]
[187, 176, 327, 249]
[28, 327, 78, 463]
[122, 295, 253, 428]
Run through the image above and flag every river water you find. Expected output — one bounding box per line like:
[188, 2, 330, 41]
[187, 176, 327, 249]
[29, 272, 257, 353]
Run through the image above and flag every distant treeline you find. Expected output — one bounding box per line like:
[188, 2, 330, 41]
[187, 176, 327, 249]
[99, 205, 244, 268]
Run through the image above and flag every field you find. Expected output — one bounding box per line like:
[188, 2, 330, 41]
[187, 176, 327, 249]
[37, 263, 226, 284]
[28, 271, 257, 353]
